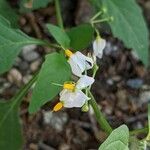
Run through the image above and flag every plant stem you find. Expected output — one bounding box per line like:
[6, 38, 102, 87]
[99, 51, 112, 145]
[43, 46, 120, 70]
[55, 0, 64, 29]
[87, 64, 112, 134]
[12, 73, 38, 104]
[130, 127, 148, 135]
[90, 11, 103, 22]
[88, 90, 113, 134]
[36, 40, 61, 49]
[92, 17, 111, 24]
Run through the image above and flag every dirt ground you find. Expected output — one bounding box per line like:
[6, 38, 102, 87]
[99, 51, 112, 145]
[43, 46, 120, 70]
[0, 0, 150, 149]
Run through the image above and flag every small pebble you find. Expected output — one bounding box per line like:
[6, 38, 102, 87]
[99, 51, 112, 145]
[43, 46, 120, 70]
[104, 42, 119, 55]
[126, 78, 143, 89]
[29, 143, 38, 150]
[112, 75, 121, 82]
[139, 91, 150, 105]
[23, 75, 33, 84]
[7, 68, 22, 86]
[22, 45, 37, 54]
[59, 143, 70, 150]
[43, 111, 68, 132]
[116, 90, 128, 110]
[19, 61, 29, 72]
[14, 57, 22, 67]
[23, 51, 40, 62]
[106, 78, 114, 85]
[22, 45, 39, 62]
[30, 59, 41, 72]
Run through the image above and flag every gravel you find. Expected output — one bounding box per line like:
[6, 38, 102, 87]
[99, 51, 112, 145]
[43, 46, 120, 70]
[22, 45, 40, 62]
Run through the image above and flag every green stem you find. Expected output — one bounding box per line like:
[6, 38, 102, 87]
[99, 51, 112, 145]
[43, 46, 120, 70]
[88, 90, 113, 134]
[90, 11, 103, 22]
[92, 17, 111, 24]
[87, 64, 112, 134]
[130, 127, 148, 135]
[55, 0, 64, 29]
[13, 73, 38, 102]
[37, 40, 61, 49]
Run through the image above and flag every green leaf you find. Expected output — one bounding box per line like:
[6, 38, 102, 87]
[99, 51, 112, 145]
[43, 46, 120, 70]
[99, 125, 129, 150]
[32, 0, 53, 9]
[0, 16, 45, 74]
[89, 0, 102, 10]
[0, 74, 37, 150]
[29, 52, 71, 113]
[0, 101, 23, 150]
[67, 24, 94, 51]
[20, 0, 53, 12]
[102, 0, 149, 66]
[0, 0, 19, 27]
[47, 24, 70, 49]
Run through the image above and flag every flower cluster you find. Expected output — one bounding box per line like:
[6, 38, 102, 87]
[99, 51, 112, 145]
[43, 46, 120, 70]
[53, 35, 106, 112]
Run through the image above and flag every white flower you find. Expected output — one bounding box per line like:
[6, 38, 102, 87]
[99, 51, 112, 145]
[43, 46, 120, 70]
[65, 50, 94, 77]
[53, 75, 94, 111]
[59, 89, 89, 108]
[76, 75, 95, 90]
[93, 36, 106, 59]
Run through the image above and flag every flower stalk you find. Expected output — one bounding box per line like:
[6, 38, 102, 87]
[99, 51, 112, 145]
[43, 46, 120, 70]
[88, 90, 113, 134]
[92, 17, 113, 24]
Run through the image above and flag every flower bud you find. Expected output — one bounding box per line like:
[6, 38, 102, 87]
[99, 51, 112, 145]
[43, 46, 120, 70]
[81, 103, 89, 112]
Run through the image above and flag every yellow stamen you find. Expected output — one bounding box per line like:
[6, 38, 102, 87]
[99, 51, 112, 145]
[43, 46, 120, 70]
[53, 102, 63, 112]
[63, 82, 75, 91]
[65, 49, 73, 57]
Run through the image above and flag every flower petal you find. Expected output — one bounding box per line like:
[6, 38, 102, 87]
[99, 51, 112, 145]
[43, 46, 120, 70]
[76, 75, 95, 90]
[68, 57, 82, 77]
[68, 52, 94, 77]
[93, 38, 106, 58]
[60, 90, 89, 108]
[75, 52, 94, 70]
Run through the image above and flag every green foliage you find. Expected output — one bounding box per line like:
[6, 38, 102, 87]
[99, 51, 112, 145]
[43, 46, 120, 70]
[29, 53, 71, 113]
[0, 74, 37, 150]
[99, 125, 129, 150]
[47, 23, 95, 51]
[0, 101, 23, 150]
[0, 16, 45, 74]
[102, 0, 149, 66]
[47, 24, 70, 49]
[20, 0, 53, 12]
[89, 0, 102, 11]
[0, 0, 19, 27]
[67, 24, 94, 51]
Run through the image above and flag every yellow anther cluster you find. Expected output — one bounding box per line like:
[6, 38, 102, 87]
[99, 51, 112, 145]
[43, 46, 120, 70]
[53, 102, 63, 112]
[63, 82, 76, 91]
[65, 49, 73, 57]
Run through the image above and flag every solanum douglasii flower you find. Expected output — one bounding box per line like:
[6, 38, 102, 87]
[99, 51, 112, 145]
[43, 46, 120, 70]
[65, 49, 94, 77]
[93, 35, 106, 59]
[53, 75, 95, 111]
